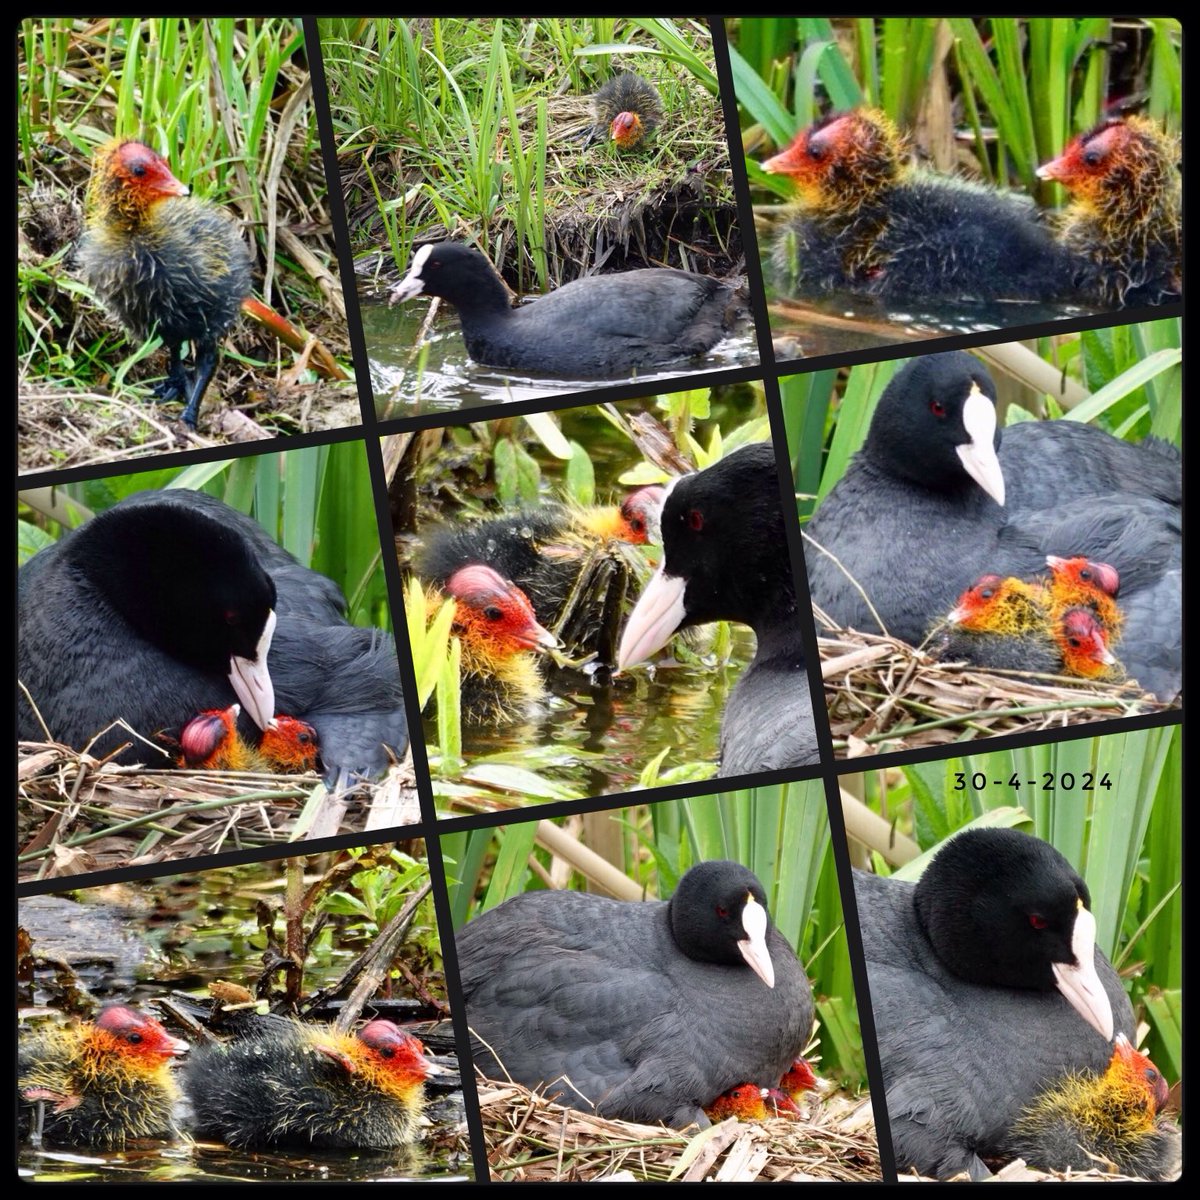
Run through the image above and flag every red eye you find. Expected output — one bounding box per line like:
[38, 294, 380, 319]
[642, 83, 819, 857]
[688, 509, 704, 532]
[1029, 914, 1048, 930]
[224, 609, 239, 625]
[715, 905, 728, 919]
[930, 400, 946, 417]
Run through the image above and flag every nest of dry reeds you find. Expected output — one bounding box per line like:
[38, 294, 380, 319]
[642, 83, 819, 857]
[18, 739, 419, 883]
[476, 1077, 880, 1183]
[816, 609, 1175, 759]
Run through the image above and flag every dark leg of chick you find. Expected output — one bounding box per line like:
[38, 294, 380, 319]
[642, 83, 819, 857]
[151, 342, 191, 404]
[180, 339, 219, 428]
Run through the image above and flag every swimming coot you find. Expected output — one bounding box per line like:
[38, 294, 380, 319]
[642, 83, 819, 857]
[456, 859, 813, 1128]
[19, 1005, 189, 1147]
[584, 72, 663, 150]
[1003, 1033, 1180, 1179]
[427, 563, 557, 725]
[17, 488, 408, 788]
[1038, 116, 1181, 308]
[803, 352, 1181, 697]
[185, 1018, 434, 1149]
[76, 140, 253, 428]
[856, 827, 1133, 1179]
[763, 109, 1075, 306]
[389, 241, 747, 378]
[617, 442, 819, 774]
[418, 488, 663, 664]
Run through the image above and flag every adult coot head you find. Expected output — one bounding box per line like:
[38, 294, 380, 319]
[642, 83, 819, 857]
[915, 827, 1113, 1039]
[65, 498, 278, 730]
[390, 241, 507, 308]
[864, 351, 1005, 506]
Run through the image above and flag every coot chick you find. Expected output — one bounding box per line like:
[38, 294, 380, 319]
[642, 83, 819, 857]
[390, 242, 745, 378]
[856, 827, 1133, 1180]
[617, 443, 818, 774]
[456, 859, 813, 1128]
[803, 352, 1180, 695]
[1045, 555, 1123, 638]
[1038, 116, 1181, 308]
[185, 1018, 433, 1149]
[428, 564, 557, 725]
[19, 1005, 188, 1147]
[76, 139, 253, 428]
[1054, 607, 1119, 680]
[706, 1082, 801, 1122]
[176, 704, 320, 774]
[1004, 1034, 1180, 1180]
[17, 488, 408, 789]
[418, 487, 663, 662]
[763, 109, 1073, 305]
[584, 72, 663, 150]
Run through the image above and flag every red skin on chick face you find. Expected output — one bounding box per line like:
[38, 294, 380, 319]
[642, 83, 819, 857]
[446, 564, 555, 658]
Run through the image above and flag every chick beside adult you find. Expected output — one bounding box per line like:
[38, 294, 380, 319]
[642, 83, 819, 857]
[185, 1018, 434, 1150]
[175, 704, 320, 774]
[457, 859, 813, 1129]
[857, 827, 1133, 1180]
[390, 242, 746, 378]
[1003, 1034, 1180, 1179]
[618, 442, 819, 774]
[763, 109, 1074, 306]
[18, 1005, 189, 1147]
[76, 139, 253, 427]
[1038, 116, 1182, 308]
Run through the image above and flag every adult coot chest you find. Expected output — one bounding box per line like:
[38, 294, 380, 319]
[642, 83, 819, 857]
[456, 859, 813, 1128]
[856, 829, 1134, 1180]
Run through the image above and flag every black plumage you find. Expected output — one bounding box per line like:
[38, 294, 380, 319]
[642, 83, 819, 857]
[804, 352, 1181, 697]
[856, 828, 1134, 1180]
[618, 443, 818, 774]
[584, 72, 663, 149]
[390, 242, 746, 379]
[456, 859, 813, 1128]
[17, 488, 408, 788]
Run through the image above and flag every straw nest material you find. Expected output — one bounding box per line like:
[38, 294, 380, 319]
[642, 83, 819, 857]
[816, 608, 1176, 759]
[18, 737, 419, 883]
[476, 1077, 880, 1182]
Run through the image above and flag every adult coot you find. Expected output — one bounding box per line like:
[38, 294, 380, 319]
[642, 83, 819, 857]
[856, 827, 1133, 1179]
[762, 109, 1075, 305]
[1003, 1033, 1180, 1179]
[803, 352, 1181, 697]
[456, 859, 813, 1128]
[1038, 116, 1181, 308]
[76, 140, 253, 428]
[185, 1018, 434, 1149]
[19, 1005, 189, 1147]
[390, 242, 746, 378]
[617, 443, 819, 774]
[584, 72, 663, 150]
[418, 487, 663, 663]
[17, 488, 408, 788]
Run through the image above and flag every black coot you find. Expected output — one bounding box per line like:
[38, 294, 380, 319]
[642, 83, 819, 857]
[856, 827, 1133, 1180]
[456, 859, 813, 1128]
[389, 242, 746, 378]
[804, 352, 1181, 697]
[17, 489, 407, 787]
[617, 443, 818, 774]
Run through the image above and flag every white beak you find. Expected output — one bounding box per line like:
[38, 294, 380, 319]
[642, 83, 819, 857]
[228, 608, 277, 731]
[389, 244, 432, 303]
[616, 568, 687, 671]
[737, 894, 775, 989]
[955, 385, 1006, 507]
[1050, 904, 1115, 1041]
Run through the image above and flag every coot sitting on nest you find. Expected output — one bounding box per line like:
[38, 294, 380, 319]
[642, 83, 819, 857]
[19, 1005, 189, 1147]
[856, 827, 1134, 1179]
[17, 488, 408, 788]
[804, 351, 1181, 697]
[618, 442, 819, 774]
[456, 859, 813, 1128]
[390, 242, 747, 378]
